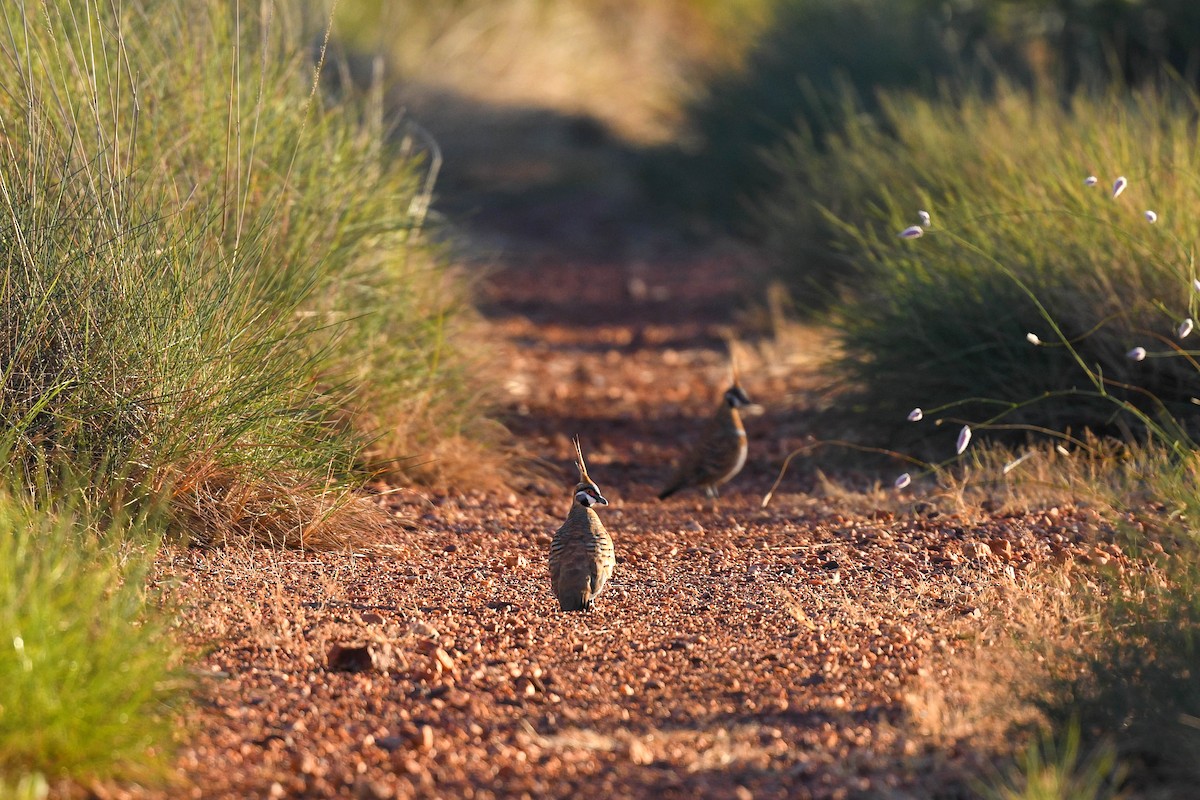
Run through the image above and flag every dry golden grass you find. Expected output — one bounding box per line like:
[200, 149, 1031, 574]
[164, 462, 394, 550]
[763, 321, 1196, 521]
[903, 570, 1087, 746]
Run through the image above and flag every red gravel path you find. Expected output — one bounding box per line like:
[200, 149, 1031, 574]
[144, 247, 1120, 800]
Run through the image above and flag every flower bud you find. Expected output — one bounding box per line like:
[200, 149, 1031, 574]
[956, 425, 972, 455]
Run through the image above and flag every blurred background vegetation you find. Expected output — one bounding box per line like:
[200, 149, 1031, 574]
[314, 0, 1200, 444]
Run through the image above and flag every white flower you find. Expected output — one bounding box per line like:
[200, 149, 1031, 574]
[1084, 175, 1098, 186]
[1127, 346, 1147, 361]
[1003, 451, 1035, 475]
[1112, 176, 1128, 199]
[918, 210, 931, 227]
[907, 408, 923, 422]
[1055, 444, 1070, 456]
[898, 225, 924, 239]
[894, 473, 912, 490]
[1145, 210, 1158, 223]
[1179, 318, 1194, 339]
[1026, 332, 1042, 345]
[956, 425, 972, 455]
[1193, 278, 1200, 293]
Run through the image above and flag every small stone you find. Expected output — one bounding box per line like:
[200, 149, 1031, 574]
[327, 643, 376, 673]
[627, 738, 653, 765]
[353, 776, 393, 799]
[361, 612, 385, 625]
[375, 736, 406, 752]
[433, 647, 455, 673]
[965, 542, 992, 561]
[410, 621, 439, 639]
[988, 539, 1013, 560]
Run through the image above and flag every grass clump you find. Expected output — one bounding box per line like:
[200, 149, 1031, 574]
[982, 725, 1123, 800]
[0, 491, 179, 789]
[1041, 558, 1200, 791]
[1030, 458, 1200, 793]
[758, 85, 1200, 445]
[0, 0, 494, 540]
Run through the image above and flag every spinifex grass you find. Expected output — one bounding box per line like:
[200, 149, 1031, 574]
[0, 0, 493, 536]
[0, 489, 179, 787]
[759, 85, 1200, 446]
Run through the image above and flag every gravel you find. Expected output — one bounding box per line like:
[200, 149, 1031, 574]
[142, 253, 1129, 799]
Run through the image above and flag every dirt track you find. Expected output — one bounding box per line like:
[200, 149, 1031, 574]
[149, 243, 1119, 799]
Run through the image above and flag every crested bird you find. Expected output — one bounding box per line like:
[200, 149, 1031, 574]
[658, 362, 753, 500]
[548, 438, 616, 612]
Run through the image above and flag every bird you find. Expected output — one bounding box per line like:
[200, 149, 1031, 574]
[658, 358, 753, 500]
[548, 437, 616, 612]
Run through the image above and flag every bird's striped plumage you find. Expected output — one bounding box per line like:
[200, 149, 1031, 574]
[658, 382, 751, 500]
[548, 440, 616, 612]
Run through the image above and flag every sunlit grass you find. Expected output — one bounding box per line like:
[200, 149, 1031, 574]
[760, 84, 1200, 446]
[0, 0, 496, 536]
[754, 63, 1200, 795]
[0, 490, 179, 788]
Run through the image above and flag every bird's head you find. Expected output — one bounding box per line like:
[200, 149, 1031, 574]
[571, 436, 608, 507]
[574, 480, 609, 508]
[724, 384, 752, 409]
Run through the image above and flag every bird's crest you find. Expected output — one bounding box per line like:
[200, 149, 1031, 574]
[573, 436, 591, 483]
[728, 341, 743, 388]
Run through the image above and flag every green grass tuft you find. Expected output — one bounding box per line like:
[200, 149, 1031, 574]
[0, 491, 179, 787]
[760, 85, 1200, 447]
[982, 724, 1123, 800]
[0, 0, 495, 534]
